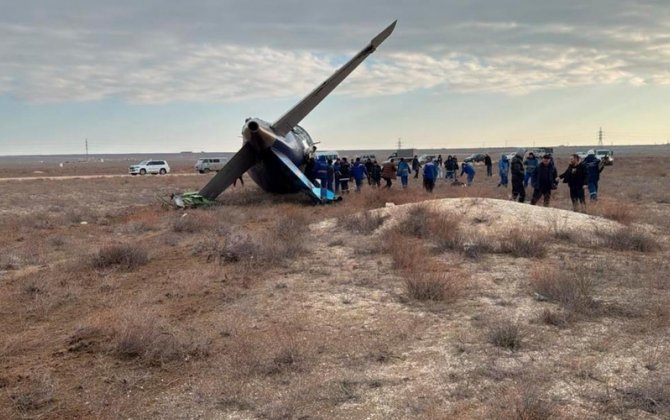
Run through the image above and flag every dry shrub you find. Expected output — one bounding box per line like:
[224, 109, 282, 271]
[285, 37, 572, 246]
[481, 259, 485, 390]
[429, 211, 464, 251]
[597, 226, 661, 253]
[530, 265, 598, 318]
[386, 232, 427, 271]
[339, 211, 386, 234]
[616, 377, 670, 415]
[538, 308, 569, 328]
[404, 271, 461, 302]
[499, 229, 547, 258]
[489, 380, 557, 419]
[396, 205, 433, 238]
[92, 244, 149, 269]
[171, 212, 217, 233]
[114, 313, 210, 366]
[10, 373, 55, 414]
[592, 198, 636, 225]
[488, 321, 522, 350]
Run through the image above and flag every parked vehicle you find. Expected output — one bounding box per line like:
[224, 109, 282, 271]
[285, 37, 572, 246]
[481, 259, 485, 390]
[596, 149, 614, 165]
[315, 150, 339, 162]
[194, 157, 227, 173]
[385, 148, 417, 162]
[418, 154, 436, 164]
[129, 160, 170, 175]
[358, 154, 377, 161]
[463, 153, 487, 163]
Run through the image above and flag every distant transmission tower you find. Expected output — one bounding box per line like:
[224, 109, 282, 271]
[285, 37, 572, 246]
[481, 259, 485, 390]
[85, 139, 89, 159]
[397, 137, 402, 150]
[598, 127, 603, 146]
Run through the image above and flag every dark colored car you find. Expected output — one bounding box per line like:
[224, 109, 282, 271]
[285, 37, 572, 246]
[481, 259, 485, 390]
[463, 153, 487, 163]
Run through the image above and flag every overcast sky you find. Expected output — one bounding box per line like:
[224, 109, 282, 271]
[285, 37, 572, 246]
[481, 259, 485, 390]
[2, 0, 670, 154]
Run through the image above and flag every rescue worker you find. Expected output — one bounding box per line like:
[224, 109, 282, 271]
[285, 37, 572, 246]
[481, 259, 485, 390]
[412, 155, 421, 179]
[397, 157, 411, 189]
[339, 157, 351, 193]
[523, 152, 539, 188]
[364, 158, 374, 185]
[498, 154, 509, 187]
[370, 160, 382, 187]
[460, 161, 476, 186]
[351, 157, 368, 192]
[313, 155, 329, 203]
[484, 154, 493, 177]
[333, 158, 341, 194]
[326, 159, 334, 193]
[423, 157, 436, 192]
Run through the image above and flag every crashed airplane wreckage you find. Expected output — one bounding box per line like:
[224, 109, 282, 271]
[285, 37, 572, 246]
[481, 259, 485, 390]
[171, 21, 397, 208]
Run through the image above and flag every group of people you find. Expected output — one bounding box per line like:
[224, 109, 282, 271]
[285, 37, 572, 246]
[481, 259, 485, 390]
[310, 150, 606, 211]
[499, 149, 605, 212]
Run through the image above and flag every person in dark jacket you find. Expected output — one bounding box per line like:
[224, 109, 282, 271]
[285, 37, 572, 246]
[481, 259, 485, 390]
[523, 152, 539, 188]
[364, 158, 374, 185]
[351, 157, 368, 192]
[412, 155, 421, 178]
[313, 155, 329, 202]
[370, 160, 382, 187]
[333, 158, 341, 194]
[305, 157, 317, 184]
[510, 149, 526, 202]
[339, 157, 351, 193]
[445, 155, 457, 182]
[530, 154, 557, 206]
[484, 154, 493, 177]
[326, 159, 334, 193]
[559, 154, 587, 212]
[583, 150, 604, 201]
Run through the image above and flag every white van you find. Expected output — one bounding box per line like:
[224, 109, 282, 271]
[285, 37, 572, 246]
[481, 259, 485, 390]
[194, 157, 227, 173]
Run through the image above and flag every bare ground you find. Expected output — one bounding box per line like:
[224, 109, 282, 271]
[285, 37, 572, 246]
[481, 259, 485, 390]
[1, 157, 669, 419]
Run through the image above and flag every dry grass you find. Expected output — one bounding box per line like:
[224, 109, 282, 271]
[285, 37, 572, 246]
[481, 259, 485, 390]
[591, 198, 637, 225]
[488, 321, 522, 350]
[499, 228, 547, 258]
[339, 211, 387, 234]
[10, 374, 56, 415]
[597, 226, 661, 252]
[404, 271, 461, 302]
[530, 265, 598, 319]
[92, 244, 149, 269]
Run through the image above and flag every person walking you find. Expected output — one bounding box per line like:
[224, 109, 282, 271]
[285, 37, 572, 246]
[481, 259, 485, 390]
[559, 154, 587, 212]
[370, 160, 382, 187]
[510, 149, 526, 202]
[381, 159, 397, 189]
[333, 158, 341, 194]
[498, 154, 509, 187]
[530, 154, 557, 206]
[484, 154, 493, 177]
[364, 158, 374, 185]
[423, 158, 436, 192]
[326, 159, 334, 193]
[339, 157, 351, 194]
[351, 157, 368, 192]
[412, 155, 421, 179]
[523, 152, 539, 188]
[445, 155, 457, 182]
[583, 150, 604, 201]
[460, 161, 476, 186]
[397, 157, 411, 189]
[436, 154, 443, 178]
[452, 156, 460, 180]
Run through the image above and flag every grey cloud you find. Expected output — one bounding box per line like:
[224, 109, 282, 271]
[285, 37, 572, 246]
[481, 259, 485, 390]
[2, 0, 670, 103]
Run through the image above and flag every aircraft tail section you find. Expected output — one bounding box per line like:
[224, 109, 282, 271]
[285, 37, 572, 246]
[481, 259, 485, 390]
[271, 147, 338, 203]
[271, 20, 396, 137]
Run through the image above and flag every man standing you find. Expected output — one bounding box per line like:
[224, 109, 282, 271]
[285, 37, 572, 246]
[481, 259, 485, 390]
[498, 154, 509, 187]
[559, 154, 587, 212]
[423, 158, 436, 192]
[412, 155, 421, 179]
[351, 157, 368, 192]
[339, 157, 351, 194]
[511, 149, 526, 202]
[326, 159, 334, 193]
[484, 154, 493, 177]
[333, 158, 341, 194]
[583, 150, 604, 201]
[381, 159, 397, 189]
[530, 154, 557, 206]
[370, 160, 382, 187]
[523, 152, 538, 188]
[397, 157, 411, 189]
[364, 158, 374, 185]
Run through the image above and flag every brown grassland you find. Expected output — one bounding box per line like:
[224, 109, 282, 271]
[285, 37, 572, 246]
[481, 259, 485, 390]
[1, 156, 669, 419]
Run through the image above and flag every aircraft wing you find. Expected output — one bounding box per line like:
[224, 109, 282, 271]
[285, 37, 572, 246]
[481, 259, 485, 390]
[199, 142, 257, 200]
[271, 20, 397, 137]
[270, 147, 338, 203]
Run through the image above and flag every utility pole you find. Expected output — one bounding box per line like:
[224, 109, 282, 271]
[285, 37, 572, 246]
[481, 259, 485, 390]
[598, 127, 603, 146]
[85, 139, 89, 159]
[397, 137, 402, 150]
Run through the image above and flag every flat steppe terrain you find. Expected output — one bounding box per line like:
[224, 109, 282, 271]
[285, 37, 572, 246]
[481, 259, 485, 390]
[1, 155, 668, 418]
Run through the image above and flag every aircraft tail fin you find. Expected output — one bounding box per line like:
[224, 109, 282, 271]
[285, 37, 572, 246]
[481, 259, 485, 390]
[271, 20, 396, 137]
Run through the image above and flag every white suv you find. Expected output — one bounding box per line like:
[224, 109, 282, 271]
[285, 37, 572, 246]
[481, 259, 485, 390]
[129, 160, 170, 175]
